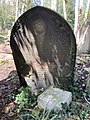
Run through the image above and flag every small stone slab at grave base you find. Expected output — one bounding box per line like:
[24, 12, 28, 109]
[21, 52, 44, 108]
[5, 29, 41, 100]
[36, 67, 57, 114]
[37, 87, 72, 110]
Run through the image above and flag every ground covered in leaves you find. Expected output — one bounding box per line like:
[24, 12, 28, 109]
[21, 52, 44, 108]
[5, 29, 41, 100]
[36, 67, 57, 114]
[0, 42, 90, 120]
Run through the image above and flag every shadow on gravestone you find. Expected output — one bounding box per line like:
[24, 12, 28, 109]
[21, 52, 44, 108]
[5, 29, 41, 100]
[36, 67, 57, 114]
[10, 6, 76, 91]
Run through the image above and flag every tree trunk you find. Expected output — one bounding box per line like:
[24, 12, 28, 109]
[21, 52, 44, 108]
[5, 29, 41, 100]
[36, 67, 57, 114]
[84, 0, 90, 22]
[15, 0, 19, 21]
[21, 0, 25, 14]
[41, 0, 44, 6]
[76, 0, 83, 45]
[74, 0, 79, 40]
[63, 0, 67, 20]
[51, 0, 57, 11]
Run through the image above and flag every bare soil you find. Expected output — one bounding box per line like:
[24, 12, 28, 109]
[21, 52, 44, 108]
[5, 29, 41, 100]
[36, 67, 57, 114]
[0, 43, 16, 80]
[0, 42, 20, 119]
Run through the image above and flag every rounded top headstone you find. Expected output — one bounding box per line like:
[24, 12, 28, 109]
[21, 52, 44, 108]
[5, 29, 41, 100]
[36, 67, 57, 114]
[10, 6, 76, 89]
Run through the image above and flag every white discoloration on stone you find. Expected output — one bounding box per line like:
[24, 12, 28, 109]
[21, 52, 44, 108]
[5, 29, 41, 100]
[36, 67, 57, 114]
[37, 87, 72, 110]
[15, 27, 54, 90]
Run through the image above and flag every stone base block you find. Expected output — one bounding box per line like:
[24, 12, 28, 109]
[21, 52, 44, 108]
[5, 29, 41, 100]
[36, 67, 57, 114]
[37, 87, 72, 110]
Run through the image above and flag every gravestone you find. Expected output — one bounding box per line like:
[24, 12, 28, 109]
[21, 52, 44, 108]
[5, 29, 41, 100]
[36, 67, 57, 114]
[77, 21, 90, 53]
[10, 6, 76, 90]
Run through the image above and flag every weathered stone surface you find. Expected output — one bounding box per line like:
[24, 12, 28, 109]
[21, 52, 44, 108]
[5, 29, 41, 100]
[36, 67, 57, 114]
[10, 6, 76, 90]
[84, 68, 90, 91]
[37, 87, 72, 110]
[77, 21, 90, 53]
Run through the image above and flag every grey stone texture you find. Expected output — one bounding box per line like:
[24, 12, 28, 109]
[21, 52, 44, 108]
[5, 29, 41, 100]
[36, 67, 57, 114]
[37, 87, 72, 110]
